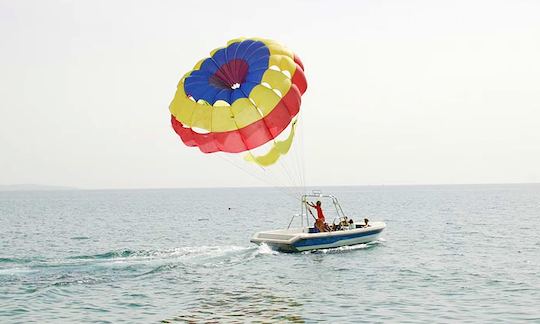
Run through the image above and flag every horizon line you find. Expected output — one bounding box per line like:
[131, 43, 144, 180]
[1, 182, 539, 191]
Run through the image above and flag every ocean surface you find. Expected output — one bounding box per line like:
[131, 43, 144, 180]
[1, 185, 539, 323]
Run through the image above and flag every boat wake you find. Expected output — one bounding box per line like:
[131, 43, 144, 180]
[68, 245, 251, 262]
[256, 243, 280, 255]
[0, 245, 258, 290]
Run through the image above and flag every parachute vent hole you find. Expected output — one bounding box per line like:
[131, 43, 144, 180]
[261, 82, 272, 89]
[281, 70, 292, 78]
[269, 65, 280, 71]
[188, 96, 196, 102]
[208, 60, 249, 90]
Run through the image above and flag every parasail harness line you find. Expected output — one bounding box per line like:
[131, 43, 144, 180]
[237, 86, 302, 190]
[217, 153, 301, 201]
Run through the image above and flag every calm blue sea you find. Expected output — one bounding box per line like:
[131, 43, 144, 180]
[0, 185, 539, 323]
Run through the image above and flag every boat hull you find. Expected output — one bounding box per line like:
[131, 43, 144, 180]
[251, 222, 385, 253]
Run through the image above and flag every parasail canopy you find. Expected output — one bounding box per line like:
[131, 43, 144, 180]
[169, 37, 307, 166]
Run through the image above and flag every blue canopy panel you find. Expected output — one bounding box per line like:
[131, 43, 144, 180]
[183, 40, 269, 105]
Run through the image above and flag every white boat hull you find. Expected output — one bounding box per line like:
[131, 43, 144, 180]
[251, 221, 386, 252]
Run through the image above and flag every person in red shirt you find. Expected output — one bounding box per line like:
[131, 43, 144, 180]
[307, 201, 329, 232]
[308, 200, 325, 221]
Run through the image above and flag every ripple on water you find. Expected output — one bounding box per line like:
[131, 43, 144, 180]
[161, 285, 306, 323]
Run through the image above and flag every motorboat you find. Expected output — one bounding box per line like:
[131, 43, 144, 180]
[251, 191, 386, 252]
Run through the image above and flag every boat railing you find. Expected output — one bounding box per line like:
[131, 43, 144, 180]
[286, 191, 349, 232]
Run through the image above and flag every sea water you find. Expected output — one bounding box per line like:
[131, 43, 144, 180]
[0, 185, 539, 323]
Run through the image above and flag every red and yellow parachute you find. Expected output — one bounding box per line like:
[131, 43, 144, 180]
[169, 37, 307, 166]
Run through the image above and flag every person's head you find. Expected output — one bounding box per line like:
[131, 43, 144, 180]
[349, 219, 353, 224]
[364, 218, 369, 225]
[316, 201, 321, 206]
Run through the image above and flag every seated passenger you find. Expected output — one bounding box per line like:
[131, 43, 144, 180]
[323, 222, 331, 232]
[358, 218, 370, 228]
[348, 218, 354, 229]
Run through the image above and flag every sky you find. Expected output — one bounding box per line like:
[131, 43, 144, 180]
[1, 0, 539, 189]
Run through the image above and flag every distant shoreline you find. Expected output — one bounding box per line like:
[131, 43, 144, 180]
[0, 184, 78, 192]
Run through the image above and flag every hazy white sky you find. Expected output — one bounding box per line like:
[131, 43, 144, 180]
[1, 0, 539, 189]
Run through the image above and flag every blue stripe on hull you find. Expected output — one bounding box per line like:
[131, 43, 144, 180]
[293, 228, 383, 249]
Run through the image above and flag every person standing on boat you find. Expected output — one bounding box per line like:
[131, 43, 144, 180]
[307, 201, 325, 222]
[308, 201, 330, 232]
